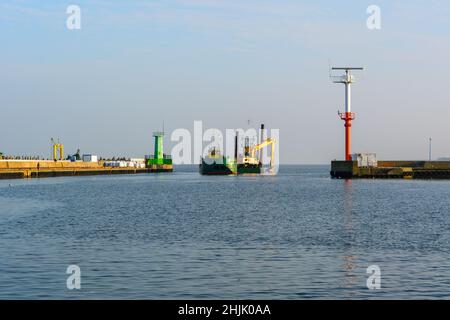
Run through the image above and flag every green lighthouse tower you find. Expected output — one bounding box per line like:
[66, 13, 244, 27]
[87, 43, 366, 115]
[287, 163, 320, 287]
[153, 131, 164, 164]
[146, 131, 173, 171]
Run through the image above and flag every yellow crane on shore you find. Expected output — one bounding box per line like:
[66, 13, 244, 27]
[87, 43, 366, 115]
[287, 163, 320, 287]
[51, 138, 64, 161]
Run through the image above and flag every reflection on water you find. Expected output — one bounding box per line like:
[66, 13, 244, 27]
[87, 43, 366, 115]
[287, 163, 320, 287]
[1, 165, 450, 299]
[341, 179, 358, 292]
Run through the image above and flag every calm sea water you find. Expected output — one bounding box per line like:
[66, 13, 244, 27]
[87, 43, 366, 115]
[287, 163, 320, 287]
[1, 165, 450, 299]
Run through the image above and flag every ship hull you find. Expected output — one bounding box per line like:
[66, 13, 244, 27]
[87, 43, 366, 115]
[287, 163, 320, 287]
[237, 163, 261, 174]
[199, 159, 234, 175]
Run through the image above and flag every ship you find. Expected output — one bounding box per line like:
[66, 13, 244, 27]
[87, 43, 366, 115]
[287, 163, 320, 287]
[199, 148, 234, 175]
[200, 124, 276, 176]
[237, 136, 262, 174]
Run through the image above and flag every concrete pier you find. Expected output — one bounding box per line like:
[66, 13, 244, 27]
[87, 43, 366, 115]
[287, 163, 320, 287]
[0, 160, 172, 180]
[331, 160, 450, 179]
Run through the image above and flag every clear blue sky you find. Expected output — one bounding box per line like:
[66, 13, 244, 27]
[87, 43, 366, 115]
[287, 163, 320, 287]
[1, 0, 449, 163]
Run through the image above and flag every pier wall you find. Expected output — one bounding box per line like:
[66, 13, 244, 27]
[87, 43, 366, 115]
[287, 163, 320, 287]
[331, 160, 450, 179]
[0, 160, 102, 170]
[0, 160, 173, 180]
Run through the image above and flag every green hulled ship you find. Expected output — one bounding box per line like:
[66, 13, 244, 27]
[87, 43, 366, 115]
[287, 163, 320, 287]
[199, 148, 234, 175]
[236, 136, 262, 174]
[199, 125, 275, 176]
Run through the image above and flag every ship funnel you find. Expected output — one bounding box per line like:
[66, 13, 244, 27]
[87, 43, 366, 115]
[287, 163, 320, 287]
[234, 132, 238, 161]
[260, 124, 265, 163]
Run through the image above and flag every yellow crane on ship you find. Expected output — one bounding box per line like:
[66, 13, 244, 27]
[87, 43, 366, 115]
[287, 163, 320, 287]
[250, 138, 276, 167]
[51, 138, 64, 161]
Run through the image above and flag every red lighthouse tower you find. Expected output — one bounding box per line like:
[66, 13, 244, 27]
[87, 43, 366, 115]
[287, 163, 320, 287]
[332, 67, 363, 161]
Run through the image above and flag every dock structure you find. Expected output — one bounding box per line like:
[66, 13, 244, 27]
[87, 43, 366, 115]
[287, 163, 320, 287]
[0, 160, 162, 180]
[331, 160, 450, 180]
[327, 67, 450, 180]
[0, 125, 174, 180]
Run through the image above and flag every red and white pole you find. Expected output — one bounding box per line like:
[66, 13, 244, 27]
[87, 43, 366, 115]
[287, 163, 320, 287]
[343, 75, 354, 161]
[343, 112, 354, 161]
[332, 67, 362, 161]
[338, 70, 356, 161]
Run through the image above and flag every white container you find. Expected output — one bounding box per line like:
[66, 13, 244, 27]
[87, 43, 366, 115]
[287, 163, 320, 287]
[352, 153, 377, 167]
[83, 154, 98, 162]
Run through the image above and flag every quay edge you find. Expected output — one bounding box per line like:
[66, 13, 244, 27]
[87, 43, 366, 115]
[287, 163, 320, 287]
[0, 160, 173, 180]
[331, 160, 450, 179]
